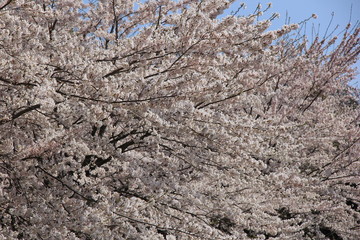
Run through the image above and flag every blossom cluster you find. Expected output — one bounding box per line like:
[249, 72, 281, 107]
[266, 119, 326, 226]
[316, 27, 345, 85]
[0, 0, 359, 239]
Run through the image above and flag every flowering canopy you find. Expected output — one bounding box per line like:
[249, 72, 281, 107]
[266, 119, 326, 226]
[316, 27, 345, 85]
[0, 0, 359, 239]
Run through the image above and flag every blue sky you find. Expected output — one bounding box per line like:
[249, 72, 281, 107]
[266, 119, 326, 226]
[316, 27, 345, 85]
[222, 0, 360, 87]
[82, 0, 359, 87]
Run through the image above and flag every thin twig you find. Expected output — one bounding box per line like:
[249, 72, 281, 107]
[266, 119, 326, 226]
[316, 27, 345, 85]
[113, 211, 208, 239]
[36, 166, 96, 203]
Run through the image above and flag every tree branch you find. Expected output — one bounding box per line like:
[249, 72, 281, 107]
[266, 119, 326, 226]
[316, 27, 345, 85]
[12, 104, 41, 120]
[36, 166, 96, 203]
[0, 0, 13, 11]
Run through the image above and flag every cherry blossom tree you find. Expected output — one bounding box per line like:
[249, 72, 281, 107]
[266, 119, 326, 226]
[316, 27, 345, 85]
[0, 0, 359, 239]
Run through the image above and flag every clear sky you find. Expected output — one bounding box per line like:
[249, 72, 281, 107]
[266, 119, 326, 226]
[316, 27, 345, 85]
[222, 0, 360, 87]
[82, 0, 359, 87]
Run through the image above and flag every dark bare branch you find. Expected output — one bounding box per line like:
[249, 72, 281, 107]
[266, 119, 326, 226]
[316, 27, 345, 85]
[12, 104, 41, 120]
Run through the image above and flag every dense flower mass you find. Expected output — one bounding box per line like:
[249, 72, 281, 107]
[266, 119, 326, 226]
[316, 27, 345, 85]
[0, 0, 359, 239]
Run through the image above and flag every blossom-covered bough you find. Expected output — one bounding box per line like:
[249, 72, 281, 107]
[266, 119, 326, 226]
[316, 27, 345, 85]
[0, 0, 359, 239]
